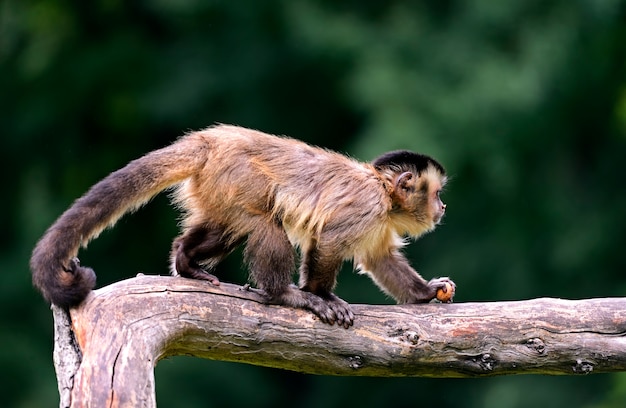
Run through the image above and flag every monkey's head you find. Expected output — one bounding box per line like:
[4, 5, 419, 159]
[373, 150, 447, 236]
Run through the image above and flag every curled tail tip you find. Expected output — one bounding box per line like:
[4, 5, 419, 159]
[31, 254, 96, 308]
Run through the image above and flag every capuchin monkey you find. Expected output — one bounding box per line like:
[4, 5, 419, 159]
[30, 125, 454, 328]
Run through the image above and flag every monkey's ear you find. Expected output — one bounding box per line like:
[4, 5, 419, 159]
[393, 171, 414, 199]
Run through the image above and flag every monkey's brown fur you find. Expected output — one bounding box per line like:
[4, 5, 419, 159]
[30, 125, 453, 327]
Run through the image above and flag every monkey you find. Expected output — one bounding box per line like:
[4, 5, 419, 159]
[30, 124, 454, 328]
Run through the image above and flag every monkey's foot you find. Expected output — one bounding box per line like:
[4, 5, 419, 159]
[178, 268, 220, 286]
[268, 286, 354, 328]
[322, 293, 354, 329]
[198, 272, 221, 286]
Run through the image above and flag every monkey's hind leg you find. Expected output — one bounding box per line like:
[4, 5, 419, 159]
[171, 224, 242, 286]
[244, 220, 348, 327]
[300, 244, 354, 328]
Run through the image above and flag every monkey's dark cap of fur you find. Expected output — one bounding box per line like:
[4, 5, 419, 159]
[372, 150, 446, 175]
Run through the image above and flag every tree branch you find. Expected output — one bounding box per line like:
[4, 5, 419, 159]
[54, 275, 626, 407]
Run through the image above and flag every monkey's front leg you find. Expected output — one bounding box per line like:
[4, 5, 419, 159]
[361, 251, 456, 304]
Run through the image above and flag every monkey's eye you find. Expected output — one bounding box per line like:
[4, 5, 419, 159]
[435, 190, 442, 198]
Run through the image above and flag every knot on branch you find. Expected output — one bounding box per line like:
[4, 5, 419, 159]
[347, 355, 364, 370]
[387, 327, 420, 345]
[468, 353, 497, 372]
[573, 359, 594, 375]
[524, 338, 546, 354]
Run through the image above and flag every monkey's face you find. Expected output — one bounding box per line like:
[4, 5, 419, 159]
[389, 166, 447, 236]
[421, 164, 447, 227]
[411, 166, 447, 228]
[430, 181, 447, 225]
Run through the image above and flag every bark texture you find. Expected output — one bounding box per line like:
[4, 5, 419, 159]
[52, 275, 626, 407]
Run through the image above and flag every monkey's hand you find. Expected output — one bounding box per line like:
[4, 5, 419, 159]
[427, 277, 456, 303]
[406, 277, 456, 304]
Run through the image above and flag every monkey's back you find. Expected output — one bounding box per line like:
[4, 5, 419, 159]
[173, 125, 393, 255]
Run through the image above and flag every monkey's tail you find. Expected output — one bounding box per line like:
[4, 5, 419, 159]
[30, 133, 209, 308]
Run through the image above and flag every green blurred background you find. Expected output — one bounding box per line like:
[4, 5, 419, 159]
[2, 0, 626, 407]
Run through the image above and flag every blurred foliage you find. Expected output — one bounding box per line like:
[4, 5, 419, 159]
[1, 0, 625, 407]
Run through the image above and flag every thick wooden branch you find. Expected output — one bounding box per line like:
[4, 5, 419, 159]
[54, 275, 626, 407]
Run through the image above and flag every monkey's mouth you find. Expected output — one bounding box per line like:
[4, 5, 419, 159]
[434, 213, 445, 225]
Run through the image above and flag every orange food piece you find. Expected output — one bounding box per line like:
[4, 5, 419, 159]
[436, 282, 454, 302]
